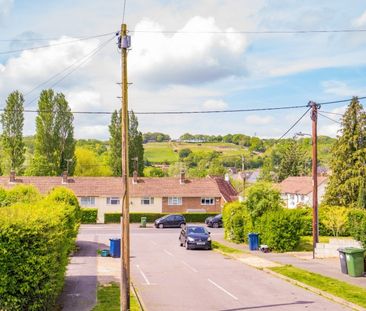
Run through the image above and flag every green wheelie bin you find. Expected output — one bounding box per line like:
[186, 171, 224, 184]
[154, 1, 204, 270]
[344, 247, 365, 277]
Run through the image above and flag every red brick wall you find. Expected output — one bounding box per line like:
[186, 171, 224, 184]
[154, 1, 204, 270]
[162, 197, 221, 213]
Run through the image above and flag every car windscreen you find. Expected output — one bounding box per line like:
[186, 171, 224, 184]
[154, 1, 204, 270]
[187, 227, 207, 234]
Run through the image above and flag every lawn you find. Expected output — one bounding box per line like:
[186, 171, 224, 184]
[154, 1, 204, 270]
[144, 142, 178, 163]
[270, 265, 366, 308]
[92, 283, 141, 311]
[212, 241, 245, 254]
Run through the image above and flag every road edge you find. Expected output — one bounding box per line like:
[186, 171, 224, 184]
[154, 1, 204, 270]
[131, 279, 147, 311]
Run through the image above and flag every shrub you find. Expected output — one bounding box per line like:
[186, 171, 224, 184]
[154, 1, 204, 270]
[256, 209, 302, 252]
[348, 209, 366, 248]
[5, 184, 41, 206]
[0, 200, 80, 310]
[81, 208, 98, 224]
[320, 205, 349, 237]
[0, 188, 7, 207]
[222, 202, 252, 243]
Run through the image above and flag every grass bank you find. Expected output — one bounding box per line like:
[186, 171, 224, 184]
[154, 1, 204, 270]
[92, 283, 141, 311]
[212, 241, 245, 254]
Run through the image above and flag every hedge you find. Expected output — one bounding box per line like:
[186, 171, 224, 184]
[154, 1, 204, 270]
[104, 212, 218, 224]
[0, 201, 80, 310]
[81, 208, 98, 224]
[348, 209, 366, 248]
[223, 202, 248, 243]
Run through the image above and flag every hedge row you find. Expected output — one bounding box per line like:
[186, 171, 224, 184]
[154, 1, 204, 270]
[0, 186, 80, 311]
[81, 208, 98, 224]
[104, 212, 218, 224]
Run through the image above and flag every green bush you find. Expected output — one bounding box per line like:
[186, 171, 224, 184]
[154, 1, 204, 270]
[222, 202, 252, 243]
[0, 200, 80, 310]
[5, 184, 42, 206]
[0, 187, 7, 207]
[348, 209, 366, 248]
[81, 208, 98, 224]
[256, 209, 302, 252]
[104, 212, 218, 223]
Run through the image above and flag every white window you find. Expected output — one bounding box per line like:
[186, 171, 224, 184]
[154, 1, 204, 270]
[107, 197, 120, 205]
[201, 197, 214, 205]
[80, 197, 96, 206]
[141, 197, 154, 205]
[168, 197, 182, 205]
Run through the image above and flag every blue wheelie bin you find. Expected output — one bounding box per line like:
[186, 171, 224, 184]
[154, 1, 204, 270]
[109, 238, 121, 258]
[248, 233, 259, 251]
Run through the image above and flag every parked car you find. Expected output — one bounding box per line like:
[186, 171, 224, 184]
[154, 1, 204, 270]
[204, 216, 213, 225]
[207, 214, 223, 228]
[154, 214, 186, 229]
[179, 225, 212, 250]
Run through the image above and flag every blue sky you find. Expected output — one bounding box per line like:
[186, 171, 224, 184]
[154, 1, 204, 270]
[1, 0, 366, 139]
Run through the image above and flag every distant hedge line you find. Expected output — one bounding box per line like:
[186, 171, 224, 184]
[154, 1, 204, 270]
[104, 212, 218, 224]
[0, 186, 81, 311]
[81, 208, 98, 224]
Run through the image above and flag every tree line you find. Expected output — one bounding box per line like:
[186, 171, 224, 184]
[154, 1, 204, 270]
[0, 89, 144, 177]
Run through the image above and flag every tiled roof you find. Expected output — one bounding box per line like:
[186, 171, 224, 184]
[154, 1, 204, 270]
[210, 176, 238, 202]
[0, 176, 228, 198]
[278, 176, 328, 195]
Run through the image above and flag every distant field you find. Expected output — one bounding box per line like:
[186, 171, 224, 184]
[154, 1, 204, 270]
[143, 142, 245, 163]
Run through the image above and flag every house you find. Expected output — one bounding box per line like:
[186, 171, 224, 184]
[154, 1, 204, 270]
[278, 176, 328, 208]
[0, 171, 238, 223]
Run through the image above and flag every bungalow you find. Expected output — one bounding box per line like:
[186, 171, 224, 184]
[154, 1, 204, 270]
[278, 176, 328, 208]
[0, 171, 238, 223]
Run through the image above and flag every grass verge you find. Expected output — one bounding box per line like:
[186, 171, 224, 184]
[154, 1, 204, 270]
[212, 241, 244, 254]
[295, 236, 330, 252]
[92, 283, 141, 311]
[270, 265, 366, 308]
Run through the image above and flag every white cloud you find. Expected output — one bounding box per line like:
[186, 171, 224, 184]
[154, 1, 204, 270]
[322, 80, 366, 97]
[352, 11, 366, 27]
[0, 0, 13, 22]
[319, 123, 340, 137]
[66, 90, 102, 111]
[129, 16, 247, 86]
[202, 99, 227, 109]
[244, 114, 273, 125]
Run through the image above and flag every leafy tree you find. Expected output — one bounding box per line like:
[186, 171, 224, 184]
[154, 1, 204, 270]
[108, 110, 144, 176]
[74, 147, 112, 176]
[358, 181, 366, 209]
[0, 91, 25, 174]
[28, 89, 75, 176]
[179, 148, 192, 159]
[246, 182, 283, 224]
[320, 205, 348, 237]
[144, 167, 167, 177]
[325, 97, 366, 207]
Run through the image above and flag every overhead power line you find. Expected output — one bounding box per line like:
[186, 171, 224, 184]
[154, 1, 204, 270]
[320, 110, 344, 116]
[0, 32, 117, 55]
[278, 108, 311, 140]
[318, 112, 342, 124]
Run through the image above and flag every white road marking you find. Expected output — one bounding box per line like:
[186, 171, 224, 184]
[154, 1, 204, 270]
[181, 260, 198, 273]
[164, 249, 174, 257]
[136, 264, 151, 285]
[208, 279, 238, 300]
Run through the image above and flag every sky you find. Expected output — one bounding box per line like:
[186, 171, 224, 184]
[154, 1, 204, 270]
[1, 0, 366, 139]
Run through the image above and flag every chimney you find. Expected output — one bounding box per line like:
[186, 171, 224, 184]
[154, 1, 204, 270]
[132, 170, 138, 184]
[9, 170, 16, 183]
[180, 170, 185, 184]
[62, 171, 68, 184]
[225, 173, 230, 182]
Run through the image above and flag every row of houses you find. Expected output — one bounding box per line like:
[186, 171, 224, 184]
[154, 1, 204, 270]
[0, 171, 328, 223]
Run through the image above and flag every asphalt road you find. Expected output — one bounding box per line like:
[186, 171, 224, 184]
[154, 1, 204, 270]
[81, 224, 348, 311]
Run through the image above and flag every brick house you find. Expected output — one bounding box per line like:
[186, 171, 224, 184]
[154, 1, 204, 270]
[0, 171, 238, 223]
[278, 176, 328, 208]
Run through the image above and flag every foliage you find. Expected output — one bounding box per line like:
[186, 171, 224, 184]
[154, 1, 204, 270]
[5, 185, 42, 206]
[178, 148, 192, 159]
[108, 109, 122, 176]
[256, 209, 302, 252]
[222, 202, 252, 243]
[347, 209, 366, 248]
[0, 188, 7, 207]
[143, 166, 167, 177]
[0, 198, 80, 310]
[320, 205, 349, 237]
[81, 208, 98, 224]
[246, 182, 282, 223]
[0, 91, 25, 174]
[128, 111, 144, 176]
[28, 89, 75, 176]
[325, 97, 366, 207]
[270, 265, 366, 308]
[357, 180, 366, 209]
[143, 132, 170, 143]
[74, 147, 112, 176]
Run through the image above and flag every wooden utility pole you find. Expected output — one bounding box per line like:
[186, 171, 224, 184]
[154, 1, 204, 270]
[120, 23, 130, 311]
[309, 101, 319, 259]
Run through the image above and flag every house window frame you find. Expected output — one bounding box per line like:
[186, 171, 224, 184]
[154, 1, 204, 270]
[80, 196, 96, 206]
[107, 197, 121, 205]
[201, 197, 215, 205]
[141, 197, 154, 205]
[168, 197, 182, 205]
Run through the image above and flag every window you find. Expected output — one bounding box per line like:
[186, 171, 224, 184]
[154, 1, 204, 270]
[107, 197, 120, 205]
[168, 197, 182, 205]
[80, 197, 95, 206]
[201, 197, 214, 205]
[141, 197, 154, 205]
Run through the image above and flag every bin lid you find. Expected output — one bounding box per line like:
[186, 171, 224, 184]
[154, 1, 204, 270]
[343, 247, 365, 254]
[248, 233, 259, 236]
[109, 238, 121, 241]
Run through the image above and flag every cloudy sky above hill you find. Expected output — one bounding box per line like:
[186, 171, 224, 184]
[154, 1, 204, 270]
[1, 0, 366, 139]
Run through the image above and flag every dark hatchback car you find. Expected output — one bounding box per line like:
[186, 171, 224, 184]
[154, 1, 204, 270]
[207, 214, 223, 228]
[179, 225, 212, 250]
[154, 214, 186, 229]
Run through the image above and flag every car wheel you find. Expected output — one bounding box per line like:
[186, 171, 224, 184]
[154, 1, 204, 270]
[185, 242, 190, 250]
[180, 223, 185, 229]
[158, 223, 164, 229]
[213, 223, 219, 228]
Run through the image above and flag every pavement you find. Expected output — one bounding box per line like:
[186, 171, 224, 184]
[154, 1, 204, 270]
[58, 223, 365, 311]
